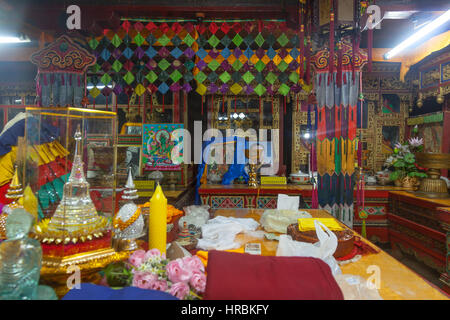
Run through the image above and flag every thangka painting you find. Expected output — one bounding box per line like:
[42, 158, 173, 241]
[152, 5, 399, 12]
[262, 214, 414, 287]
[382, 94, 400, 114]
[142, 124, 184, 171]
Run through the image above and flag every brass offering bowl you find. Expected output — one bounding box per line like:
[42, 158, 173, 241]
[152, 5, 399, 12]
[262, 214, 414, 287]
[415, 153, 450, 199]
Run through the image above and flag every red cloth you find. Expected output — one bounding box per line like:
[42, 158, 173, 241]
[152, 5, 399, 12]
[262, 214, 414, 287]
[204, 251, 344, 300]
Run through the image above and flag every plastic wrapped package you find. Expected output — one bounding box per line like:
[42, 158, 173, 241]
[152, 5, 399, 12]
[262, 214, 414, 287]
[260, 209, 312, 233]
[178, 205, 211, 230]
[334, 274, 383, 300]
[276, 220, 341, 276]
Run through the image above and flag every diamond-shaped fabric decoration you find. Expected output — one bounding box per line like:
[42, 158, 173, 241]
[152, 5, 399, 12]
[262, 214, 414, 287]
[230, 83, 243, 95]
[158, 70, 169, 82]
[158, 59, 170, 71]
[111, 34, 122, 48]
[243, 34, 254, 46]
[207, 72, 218, 83]
[196, 83, 207, 96]
[219, 71, 231, 83]
[277, 60, 289, 72]
[170, 70, 183, 82]
[170, 47, 183, 59]
[265, 34, 276, 46]
[135, 83, 146, 96]
[183, 33, 195, 46]
[254, 33, 265, 47]
[255, 72, 264, 84]
[221, 47, 231, 59]
[232, 33, 243, 46]
[243, 47, 254, 59]
[289, 47, 300, 60]
[158, 34, 171, 46]
[89, 38, 99, 50]
[277, 33, 289, 47]
[208, 59, 220, 71]
[123, 71, 135, 85]
[158, 82, 170, 94]
[289, 72, 299, 83]
[231, 71, 241, 83]
[242, 71, 255, 84]
[195, 71, 207, 83]
[266, 47, 277, 60]
[100, 73, 111, 85]
[184, 60, 195, 71]
[171, 35, 182, 47]
[100, 49, 111, 61]
[197, 35, 207, 47]
[90, 64, 101, 73]
[89, 87, 101, 98]
[208, 35, 220, 47]
[145, 71, 158, 83]
[196, 48, 207, 60]
[123, 47, 134, 60]
[134, 33, 145, 46]
[255, 60, 266, 72]
[265, 72, 277, 84]
[278, 72, 289, 84]
[232, 59, 243, 71]
[220, 35, 232, 47]
[254, 84, 266, 96]
[146, 46, 157, 58]
[146, 34, 157, 45]
[183, 71, 194, 82]
[278, 83, 290, 96]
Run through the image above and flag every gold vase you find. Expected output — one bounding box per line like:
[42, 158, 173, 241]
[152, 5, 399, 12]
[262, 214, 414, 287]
[415, 153, 450, 199]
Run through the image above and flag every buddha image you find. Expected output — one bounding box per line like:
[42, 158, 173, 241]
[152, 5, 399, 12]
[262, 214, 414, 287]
[382, 126, 399, 154]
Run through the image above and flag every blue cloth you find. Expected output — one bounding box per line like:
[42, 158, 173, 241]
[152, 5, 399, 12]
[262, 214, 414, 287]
[62, 283, 179, 300]
[0, 117, 59, 156]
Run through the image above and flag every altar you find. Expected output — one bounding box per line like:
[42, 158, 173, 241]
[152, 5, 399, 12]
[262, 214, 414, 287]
[208, 208, 448, 300]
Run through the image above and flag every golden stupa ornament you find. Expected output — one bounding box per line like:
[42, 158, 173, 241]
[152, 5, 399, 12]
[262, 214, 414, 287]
[32, 125, 108, 244]
[0, 166, 24, 239]
[112, 168, 144, 251]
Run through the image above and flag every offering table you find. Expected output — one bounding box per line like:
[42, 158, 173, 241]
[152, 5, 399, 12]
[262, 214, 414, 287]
[199, 184, 407, 244]
[210, 208, 449, 300]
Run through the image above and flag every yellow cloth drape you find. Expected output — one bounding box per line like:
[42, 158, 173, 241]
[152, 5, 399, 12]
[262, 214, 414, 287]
[0, 141, 69, 186]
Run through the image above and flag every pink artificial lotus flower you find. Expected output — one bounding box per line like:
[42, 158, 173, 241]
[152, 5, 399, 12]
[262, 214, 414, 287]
[189, 270, 207, 293]
[166, 259, 192, 283]
[408, 137, 423, 148]
[144, 248, 162, 260]
[132, 271, 157, 290]
[129, 249, 146, 267]
[151, 279, 169, 292]
[182, 256, 205, 273]
[169, 281, 190, 300]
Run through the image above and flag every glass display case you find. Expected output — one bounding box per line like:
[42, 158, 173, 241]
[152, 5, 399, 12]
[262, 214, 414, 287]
[23, 107, 118, 266]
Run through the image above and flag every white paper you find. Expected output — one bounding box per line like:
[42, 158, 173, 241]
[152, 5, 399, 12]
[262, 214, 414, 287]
[277, 194, 300, 210]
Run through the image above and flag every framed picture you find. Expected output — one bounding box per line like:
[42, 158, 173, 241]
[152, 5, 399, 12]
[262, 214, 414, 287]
[142, 123, 184, 172]
[117, 145, 142, 184]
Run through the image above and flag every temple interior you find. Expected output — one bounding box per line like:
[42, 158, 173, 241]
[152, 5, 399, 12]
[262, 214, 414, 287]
[0, 0, 449, 302]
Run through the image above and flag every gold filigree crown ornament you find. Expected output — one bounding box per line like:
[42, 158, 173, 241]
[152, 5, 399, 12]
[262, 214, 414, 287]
[32, 125, 108, 244]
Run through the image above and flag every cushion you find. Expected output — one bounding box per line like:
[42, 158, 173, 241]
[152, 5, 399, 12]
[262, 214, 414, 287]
[62, 283, 179, 300]
[204, 250, 343, 300]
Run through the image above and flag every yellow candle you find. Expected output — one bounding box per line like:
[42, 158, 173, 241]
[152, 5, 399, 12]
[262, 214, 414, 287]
[148, 183, 167, 254]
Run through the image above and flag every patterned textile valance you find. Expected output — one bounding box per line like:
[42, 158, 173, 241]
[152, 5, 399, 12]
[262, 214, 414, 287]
[87, 20, 309, 99]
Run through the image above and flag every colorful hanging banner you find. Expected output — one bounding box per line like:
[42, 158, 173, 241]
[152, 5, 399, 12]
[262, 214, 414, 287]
[87, 20, 307, 98]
